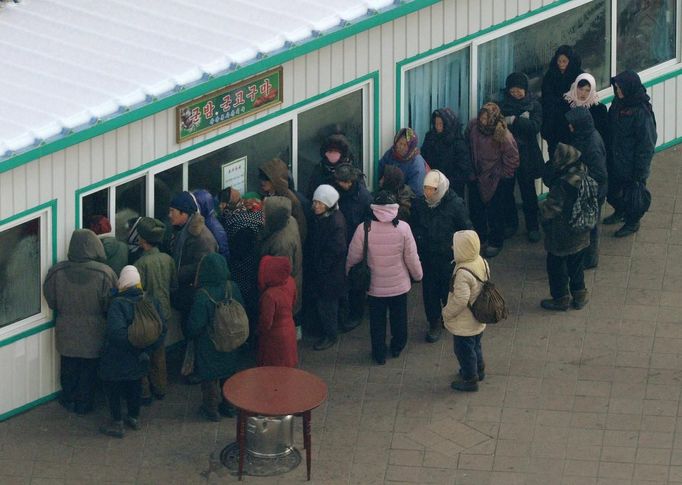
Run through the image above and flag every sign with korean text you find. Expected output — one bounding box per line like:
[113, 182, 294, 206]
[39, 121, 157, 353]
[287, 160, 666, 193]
[222, 156, 247, 193]
[176, 67, 283, 142]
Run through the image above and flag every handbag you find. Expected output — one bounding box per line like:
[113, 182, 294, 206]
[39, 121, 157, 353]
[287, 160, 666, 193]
[623, 181, 651, 221]
[347, 221, 371, 293]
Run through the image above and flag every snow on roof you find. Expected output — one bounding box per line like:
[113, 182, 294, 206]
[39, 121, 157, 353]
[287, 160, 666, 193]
[0, 0, 400, 160]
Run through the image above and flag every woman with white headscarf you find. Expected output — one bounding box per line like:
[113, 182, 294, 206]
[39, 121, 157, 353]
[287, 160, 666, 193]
[563, 73, 609, 156]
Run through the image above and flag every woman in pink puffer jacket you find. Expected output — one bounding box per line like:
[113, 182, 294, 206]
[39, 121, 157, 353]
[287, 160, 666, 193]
[346, 191, 423, 365]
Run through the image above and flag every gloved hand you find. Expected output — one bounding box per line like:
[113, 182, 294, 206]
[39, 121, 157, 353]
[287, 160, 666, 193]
[520, 111, 530, 119]
[504, 115, 515, 126]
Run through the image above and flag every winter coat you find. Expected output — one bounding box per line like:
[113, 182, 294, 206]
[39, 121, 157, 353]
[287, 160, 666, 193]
[99, 287, 164, 382]
[257, 255, 298, 368]
[305, 135, 353, 200]
[194, 189, 230, 260]
[588, 103, 610, 161]
[100, 236, 129, 276]
[467, 119, 520, 203]
[134, 247, 178, 322]
[412, 189, 472, 265]
[565, 107, 608, 197]
[170, 213, 218, 312]
[421, 108, 472, 184]
[499, 92, 544, 179]
[540, 146, 591, 257]
[185, 253, 243, 382]
[337, 180, 372, 244]
[346, 203, 423, 297]
[260, 196, 303, 314]
[260, 158, 307, 244]
[378, 150, 428, 197]
[307, 208, 348, 299]
[541, 47, 583, 147]
[442, 230, 487, 336]
[43, 229, 118, 359]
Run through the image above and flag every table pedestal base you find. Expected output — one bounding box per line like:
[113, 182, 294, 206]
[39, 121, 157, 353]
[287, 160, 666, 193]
[220, 442, 302, 477]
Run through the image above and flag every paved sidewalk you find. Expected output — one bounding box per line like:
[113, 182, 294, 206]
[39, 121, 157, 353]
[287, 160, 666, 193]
[1, 146, 681, 484]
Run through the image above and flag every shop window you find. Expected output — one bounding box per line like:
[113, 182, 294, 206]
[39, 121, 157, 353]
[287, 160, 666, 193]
[82, 188, 109, 230]
[297, 89, 364, 191]
[188, 122, 292, 197]
[404, 48, 470, 144]
[617, 0, 676, 72]
[477, 0, 610, 105]
[154, 164, 183, 221]
[0, 217, 42, 328]
[115, 176, 146, 241]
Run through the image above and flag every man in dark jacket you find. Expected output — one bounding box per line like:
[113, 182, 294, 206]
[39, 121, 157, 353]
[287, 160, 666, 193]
[305, 133, 354, 200]
[412, 170, 472, 343]
[604, 70, 657, 237]
[566, 107, 608, 268]
[500, 72, 544, 242]
[43, 229, 118, 415]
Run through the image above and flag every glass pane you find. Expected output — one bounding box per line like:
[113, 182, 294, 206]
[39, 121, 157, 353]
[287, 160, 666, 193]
[617, 0, 676, 72]
[154, 164, 183, 221]
[115, 176, 146, 241]
[478, 0, 610, 105]
[82, 188, 109, 229]
[0, 217, 41, 327]
[188, 121, 292, 196]
[297, 90, 364, 190]
[405, 48, 470, 143]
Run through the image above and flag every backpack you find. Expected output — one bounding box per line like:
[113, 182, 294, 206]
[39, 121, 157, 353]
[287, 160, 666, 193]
[128, 296, 163, 349]
[347, 221, 371, 293]
[455, 263, 508, 324]
[201, 284, 249, 352]
[568, 173, 599, 233]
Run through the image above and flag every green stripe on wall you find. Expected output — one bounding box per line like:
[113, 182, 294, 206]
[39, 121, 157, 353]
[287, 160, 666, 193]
[0, 392, 60, 422]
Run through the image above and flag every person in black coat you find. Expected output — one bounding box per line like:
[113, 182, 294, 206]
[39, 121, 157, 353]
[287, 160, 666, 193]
[420, 108, 471, 198]
[563, 73, 610, 159]
[565, 107, 608, 269]
[604, 70, 657, 237]
[308, 185, 348, 351]
[411, 170, 472, 343]
[305, 133, 354, 200]
[541, 45, 583, 156]
[499, 72, 544, 242]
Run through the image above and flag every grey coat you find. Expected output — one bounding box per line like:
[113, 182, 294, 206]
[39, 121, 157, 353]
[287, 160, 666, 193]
[43, 229, 118, 358]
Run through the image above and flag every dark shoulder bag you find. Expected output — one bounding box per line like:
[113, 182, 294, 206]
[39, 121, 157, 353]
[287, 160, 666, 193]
[348, 221, 371, 293]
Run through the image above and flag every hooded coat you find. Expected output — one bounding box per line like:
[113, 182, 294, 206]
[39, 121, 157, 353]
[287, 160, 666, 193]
[420, 108, 472, 185]
[608, 71, 657, 182]
[541, 45, 583, 147]
[337, 178, 372, 244]
[193, 189, 230, 260]
[260, 196, 303, 314]
[43, 229, 118, 358]
[185, 253, 243, 381]
[100, 236, 129, 276]
[257, 255, 298, 368]
[308, 208, 348, 299]
[260, 158, 308, 244]
[565, 108, 608, 197]
[346, 203, 423, 297]
[305, 134, 353, 200]
[442, 230, 488, 336]
[540, 144, 592, 256]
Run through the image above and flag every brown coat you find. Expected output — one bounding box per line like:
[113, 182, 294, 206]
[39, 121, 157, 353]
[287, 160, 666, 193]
[260, 158, 307, 244]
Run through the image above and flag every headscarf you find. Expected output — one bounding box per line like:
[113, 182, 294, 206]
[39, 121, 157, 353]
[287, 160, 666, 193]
[392, 128, 420, 161]
[477, 102, 507, 143]
[423, 169, 450, 208]
[611, 70, 654, 113]
[430, 108, 461, 143]
[544, 45, 583, 94]
[118, 265, 141, 291]
[564, 73, 600, 108]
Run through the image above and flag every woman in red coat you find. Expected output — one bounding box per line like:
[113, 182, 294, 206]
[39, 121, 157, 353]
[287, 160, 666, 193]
[257, 255, 298, 367]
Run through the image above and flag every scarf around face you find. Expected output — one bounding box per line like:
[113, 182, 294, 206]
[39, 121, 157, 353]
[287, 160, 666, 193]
[392, 128, 420, 161]
[477, 102, 507, 143]
[611, 70, 654, 112]
[564, 73, 601, 108]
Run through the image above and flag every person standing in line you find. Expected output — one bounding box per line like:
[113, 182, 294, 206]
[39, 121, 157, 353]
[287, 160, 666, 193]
[346, 191, 423, 365]
[259, 158, 308, 245]
[88, 215, 129, 276]
[411, 169, 472, 344]
[467, 102, 520, 258]
[43, 229, 118, 415]
[305, 133, 354, 200]
[193, 189, 230, 261]
[563, 73, 610, 156]
[378, 128, 428, 197]
[603, 70, 657, 238]
[378, 164, 415, 222]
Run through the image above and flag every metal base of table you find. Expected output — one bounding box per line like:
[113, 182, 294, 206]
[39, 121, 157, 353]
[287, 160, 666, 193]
[220, 442, 302, 477]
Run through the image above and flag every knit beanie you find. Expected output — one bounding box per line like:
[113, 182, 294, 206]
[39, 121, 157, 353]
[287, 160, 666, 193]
[312, 184, 340, 209]
[118, 265, 141, 290]
[169, 191, 198, 214]
[505, 72, 529, 92]
[334, 163, 358, 183]
[136, 217, 166, 244]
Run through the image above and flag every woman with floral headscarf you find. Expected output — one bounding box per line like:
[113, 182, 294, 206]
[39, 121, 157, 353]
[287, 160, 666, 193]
[378, 128, 428, 196]
[466, 102, 520, 258]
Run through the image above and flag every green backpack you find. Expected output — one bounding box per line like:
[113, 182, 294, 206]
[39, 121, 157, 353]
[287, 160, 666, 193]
[201, 284, 249, 352]
[128, 296, 163, 349]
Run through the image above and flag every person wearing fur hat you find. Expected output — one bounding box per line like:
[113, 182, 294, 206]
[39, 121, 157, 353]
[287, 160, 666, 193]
[378, 128, 428, 197]
[305, 133, 354, 200]
[442, 230, 488, 392]
[466, 102, 520, 258]
[412, 169, 472, 343]
[134, 217, 177, 403]
[540, 143, 594, 311]
[499, 72, 544, 242]
[379, 164, 415, 222]
[306, 185, 348, 350]
[259, 158, 307, 245]
[88, 215, 129, 276]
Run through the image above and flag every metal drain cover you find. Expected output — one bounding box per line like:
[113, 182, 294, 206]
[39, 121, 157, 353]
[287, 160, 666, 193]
[220, 442, 302, 477]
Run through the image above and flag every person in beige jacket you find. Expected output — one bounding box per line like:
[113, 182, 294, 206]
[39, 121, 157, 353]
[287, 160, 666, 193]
[442, 230, 487, 392]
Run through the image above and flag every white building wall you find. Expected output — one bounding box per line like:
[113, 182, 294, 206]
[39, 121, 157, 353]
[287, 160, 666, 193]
[0, 0, 680, 417]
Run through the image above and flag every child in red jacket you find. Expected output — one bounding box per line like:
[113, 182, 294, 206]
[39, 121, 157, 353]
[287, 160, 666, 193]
[257, 255, 298, 367]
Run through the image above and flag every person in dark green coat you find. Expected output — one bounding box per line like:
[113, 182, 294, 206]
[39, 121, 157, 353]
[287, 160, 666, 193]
[186, 253, 244, 421]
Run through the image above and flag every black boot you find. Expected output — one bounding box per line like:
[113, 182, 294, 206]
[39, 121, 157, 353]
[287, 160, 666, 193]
[541, 295, 571, 311]
[451, 374, 479, 392]
[603, 211, 624, 225]
[100, 420, 125, 438]
[572, 289, 589, 310]
[425, 320, 442, 343]
[614, 222, 640, 238]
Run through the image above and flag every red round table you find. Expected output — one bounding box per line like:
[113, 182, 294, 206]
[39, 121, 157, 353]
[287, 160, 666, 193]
[223, 367, 328, 481]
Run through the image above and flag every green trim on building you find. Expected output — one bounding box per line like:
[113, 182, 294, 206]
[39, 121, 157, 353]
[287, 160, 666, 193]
[0, 321, 55, 348]
[0, 0, 438, 175]
[0, 391, 60, 422]
[655, 136, 682, 152]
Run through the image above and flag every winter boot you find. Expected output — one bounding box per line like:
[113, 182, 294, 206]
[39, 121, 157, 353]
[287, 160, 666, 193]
[540, 295, 571, 311]
[451, 375, 479, 392]
[614, 222, 640, 238]
[603, 211, 624, 225]
[99, 420, 125, 438]
[571, 289, 589, 310]
[425, 320, 442, 343]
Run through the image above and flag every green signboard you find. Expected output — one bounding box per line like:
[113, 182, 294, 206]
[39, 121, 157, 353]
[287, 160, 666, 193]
[176, 67, 283, 142]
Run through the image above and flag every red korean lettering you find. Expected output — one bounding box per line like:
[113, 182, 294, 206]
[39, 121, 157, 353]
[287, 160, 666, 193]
[234, 90, 245, 107]
[246, 84, 258, 102]
[259, 79, 272, 97]
[203, 101, 215, 119]
[220, 94, 232, 111]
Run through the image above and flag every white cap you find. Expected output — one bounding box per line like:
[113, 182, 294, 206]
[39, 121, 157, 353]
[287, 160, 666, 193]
[312, 184, 340, 209]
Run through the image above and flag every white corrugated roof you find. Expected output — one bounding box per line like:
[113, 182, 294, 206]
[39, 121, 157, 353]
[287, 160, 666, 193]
[0, 0, 402, 159]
